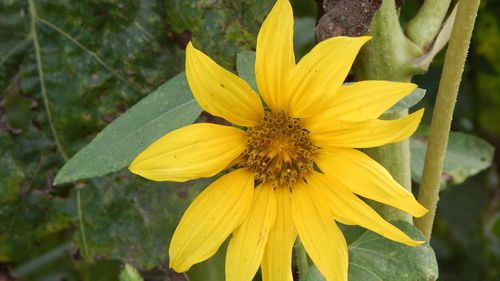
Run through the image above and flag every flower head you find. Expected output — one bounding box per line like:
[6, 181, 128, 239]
[129, 0, 427, 280]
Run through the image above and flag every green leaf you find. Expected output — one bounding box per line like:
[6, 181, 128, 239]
[186, 240, 227, 281]
[0, 153, 25, 205]
[410, 125, 495, 186]
[294, 17, 316, 58]
[3, 85, 33, 131]
[485, 211, 500, 257]
[236, 51, 257, 92]
[474, 9, 500, 136]
[0, 190, 74, 262]
[73, 172, 213, 269]
[0, 0, 271, 274]
[385, 87, 426, 114]
[165, 0, 274, 69]
[119, 264, 144, 281]
[301, 221, 438, 281]
[54, 72, 202, 185]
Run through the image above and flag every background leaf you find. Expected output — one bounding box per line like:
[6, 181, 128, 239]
[165, 0, 274, 69]
[0, 0, 273, 276]
[410, 125, 495, 186]
[72, 173, 213, 269]
[54, 73, 202, 185]
[294, 16, 316, 58]
[301, 221, 438, 281]
[119, 264, 144, 281]
[236, 51, 257, 92]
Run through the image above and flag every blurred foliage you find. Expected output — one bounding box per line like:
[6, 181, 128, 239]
[410, 125, 494, 186]
[119, 264, 144, 281]
[0, 0, 498, 281]
[0, 0, 272, 278]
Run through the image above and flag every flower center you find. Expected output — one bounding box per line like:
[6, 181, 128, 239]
[240, 111, 317, 187]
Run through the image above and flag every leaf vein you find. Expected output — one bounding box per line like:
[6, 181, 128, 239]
[349, 262, 383, 281]
[36, 17, 147, 94]
[349, 246, 399, 262]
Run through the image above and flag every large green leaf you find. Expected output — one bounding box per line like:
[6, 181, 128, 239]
[72, 172, 213, 269]
[165, 0, 274, 69]
[1, 0, 187, 263]
[0, 0, 273, 276]
[0, 136, 75, 262]
[410, 125, 495, 186]
[302, 221, 438, 281]
[0, 187, 74, 262]
[54, 73, 202, 185]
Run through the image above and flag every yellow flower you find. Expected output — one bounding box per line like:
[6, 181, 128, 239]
[129, 0, 427, 280]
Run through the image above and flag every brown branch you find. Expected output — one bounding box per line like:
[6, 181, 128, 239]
[315, 0, 382, 41]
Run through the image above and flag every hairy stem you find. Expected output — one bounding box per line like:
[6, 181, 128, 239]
[354, 0, 423, 82]
[406, 0, 452, 49]
[415, 0, 481, 240]
[362, 113, 412, 222]
[353, 0, 422, 223]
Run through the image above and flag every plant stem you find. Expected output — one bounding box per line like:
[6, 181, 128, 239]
[414, 4, 457, 70]
[362, 115, 412, 222]
[354, 0, 422, 223]
[406, 0, 452, 49]
[414, 0, 481, 240]
[354, 0, 423, 83]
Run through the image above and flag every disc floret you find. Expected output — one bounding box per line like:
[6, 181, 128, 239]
[240, 111, 317, 187]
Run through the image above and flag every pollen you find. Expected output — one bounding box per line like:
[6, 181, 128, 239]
[240, 111, 317, 187]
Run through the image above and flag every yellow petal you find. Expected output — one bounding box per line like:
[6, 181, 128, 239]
[287, 36, 371, 118]
[226, 183, 277, 281]
[186, 42, 264, 126]
[261, 187, 296, 281]
[129, 123, 247, 182]
[316, 148, 428, 217]
[169, 169, 254, 272]
[292, 181, 348, 281]
[308, 172, 424, 246]
[310, 109, 424, 148]
[255, 0, 295, 112]
[302, 81, 417, 130]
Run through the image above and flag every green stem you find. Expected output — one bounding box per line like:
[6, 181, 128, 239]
[414, 4, 457, 70]
[415, 0, 481, 240]
[29, 0, 68, 161]
[295, 239, 309, 278]
[354, 0, 422, 223]
[354, 0, 423, 82]
[406, 0, 452, 49]
[363, 113, 412, 223]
